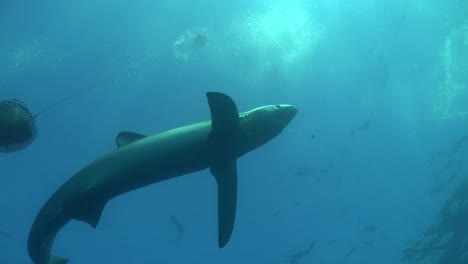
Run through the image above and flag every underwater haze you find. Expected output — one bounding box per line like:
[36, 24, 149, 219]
[2, 0, 468, 263]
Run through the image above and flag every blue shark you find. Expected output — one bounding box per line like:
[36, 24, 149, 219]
[28, 92, 297, 264]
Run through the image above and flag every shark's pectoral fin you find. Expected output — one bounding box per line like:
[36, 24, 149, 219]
[74, 200, 107, 228]
[116, 131, 146, 148]
[50, 255, 69, 264]
[210, 159, 238, 248]
[206, 92, 240, 248]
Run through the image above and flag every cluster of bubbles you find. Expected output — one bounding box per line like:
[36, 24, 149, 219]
[434, 21, 468, 119]
[229, 1, 321, 64]
[118, 46, 159, 80]
[226, 1, 321, 82]
[172, 0, 322, 84]
[4, 37, 62, 74]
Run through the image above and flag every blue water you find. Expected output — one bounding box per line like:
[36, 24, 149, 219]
[1, 0, 468, 263]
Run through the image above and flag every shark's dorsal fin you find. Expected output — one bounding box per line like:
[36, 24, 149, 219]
[74, 200, 106, 229]
[206, 92, 240, 248]
[116, 131, 146, 148]
[206, 92, 240, 139]
[210, 159, 238, 248]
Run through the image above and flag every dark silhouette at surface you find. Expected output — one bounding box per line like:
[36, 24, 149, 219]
[193, 33, 208, 47]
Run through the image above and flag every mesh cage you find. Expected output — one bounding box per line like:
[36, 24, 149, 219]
[0, 99, 37, 153]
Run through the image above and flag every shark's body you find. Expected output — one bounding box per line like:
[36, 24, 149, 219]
[28, 92, 297, 264]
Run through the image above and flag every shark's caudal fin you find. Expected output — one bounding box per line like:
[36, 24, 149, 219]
[116, 131, 146, 148]
[49, 255, 69, 264]
[206, 92, 240, 248]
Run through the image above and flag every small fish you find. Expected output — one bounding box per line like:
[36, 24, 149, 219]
[271, 211, 281, 218]
[349, 116, 372, 138]
[362, 224, 377, 232]
[284, 241, 317, 264]
[320, 162, 334, 175]
[0, 230, 13, 240]
[292, 202, 301, 208]
[345, 247, 356, 257]
[169, 215, 184, 242]
[293, 166, 312, 177]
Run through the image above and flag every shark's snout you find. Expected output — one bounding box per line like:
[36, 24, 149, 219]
[288, 105, 298, 119]
[276, 104, 298, 125]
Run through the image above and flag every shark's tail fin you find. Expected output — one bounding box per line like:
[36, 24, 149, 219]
[50, 255, 69, 264]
